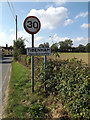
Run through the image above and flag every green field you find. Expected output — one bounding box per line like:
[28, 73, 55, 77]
[48, 53, 89, 65]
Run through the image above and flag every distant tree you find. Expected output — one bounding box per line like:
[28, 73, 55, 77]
[72, 47, 77, 52]
[59, 39, 73, 52]
[43, 42, 49, 48]
[85, 43, 90, 52]
[39, 44, 44, 48]
[77, 44, 85, 52]
[51, 43, 59, 52]
[9, 46, 13, 49]
[13, 37, 26, 60]
[39, 42, 49, 48]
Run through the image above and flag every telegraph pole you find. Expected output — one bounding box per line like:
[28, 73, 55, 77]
[16, 15, 17, 40]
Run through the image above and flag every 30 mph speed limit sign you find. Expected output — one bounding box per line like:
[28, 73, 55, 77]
[24, 16, 41, 34]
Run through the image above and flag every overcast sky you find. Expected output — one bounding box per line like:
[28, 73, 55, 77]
[0, 0, 89, 47]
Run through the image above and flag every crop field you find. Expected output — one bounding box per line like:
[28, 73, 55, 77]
[48, 53, 89, 65]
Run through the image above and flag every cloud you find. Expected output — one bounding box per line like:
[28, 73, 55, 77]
[17, 31, 44, 47]
[81, 23, 88, 29]
[64, 19, 73, 26]
[0, 31, 14, 47]
[49, 34, 70, 46]
[48, 34, 87, 46]
[10, 28, 15, 32]
[0, 30, 30, 47]
[0, 30, 44, 47]
[55, 0, 67, 6]
[20, 10, 26, 14]
[0, 29, 15, 46]
[75, 11, 88, 19]
[18, 31, 30, 40]
[0, 32, 6, 37]
[35, 36, 43, 41]
[27, 6, 68, 30]
[0, 32, 7, 46]
[75, 37, 85, 41]
[81, 23, 90, 29]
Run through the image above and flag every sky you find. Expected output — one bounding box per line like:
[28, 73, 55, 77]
[0, 0, 89, 47]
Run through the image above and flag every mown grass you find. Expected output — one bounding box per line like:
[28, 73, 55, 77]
[5, 62, 31, 118]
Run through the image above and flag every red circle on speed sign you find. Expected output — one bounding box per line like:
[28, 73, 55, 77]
[24, 16, 41, 34]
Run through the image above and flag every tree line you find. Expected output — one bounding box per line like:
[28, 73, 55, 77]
[13, 37, 90, 60]
[39, 39, 90, 52]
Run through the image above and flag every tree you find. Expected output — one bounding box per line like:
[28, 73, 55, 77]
[43, 42, 49, 48]
[39, 44, 44, 48]
[10, 46, 13, 49]
[59, 39, 73, 52]
[39, 42, 49, 48]
[77, 44, 85, 52]
[13, 37, 26, 60]
[51, 43, 59, 52]
[85, 43, 90, 52]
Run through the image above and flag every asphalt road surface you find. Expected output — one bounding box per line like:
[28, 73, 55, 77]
[2, 57, 12, 99]
[0, 57, 12, 119]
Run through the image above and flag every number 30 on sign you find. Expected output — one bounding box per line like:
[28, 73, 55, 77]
[24, 16, 41, 34]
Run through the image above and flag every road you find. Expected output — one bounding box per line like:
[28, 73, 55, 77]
[2, 57, 12, 99]
[0, 57, 12, 119]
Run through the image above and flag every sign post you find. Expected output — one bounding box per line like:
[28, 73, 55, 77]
[24, 16, 41, 93]
[31, 34, 34, 92]
[44, 55, 47, 91]
[24, 16, 51, 92]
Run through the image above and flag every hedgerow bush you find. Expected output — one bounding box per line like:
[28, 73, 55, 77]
[29, 103, 47, 118]
[26, 56, 31, 67]
[17, 55, 27, 66]
[38, 58, 90, 119]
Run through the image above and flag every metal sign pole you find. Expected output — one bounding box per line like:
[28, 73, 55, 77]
[44, 55, 47, 91]
[24, 16, 41, 93]
[31, 34, 34, 93]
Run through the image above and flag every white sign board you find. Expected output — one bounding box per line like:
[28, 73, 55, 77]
[27, 47, 51, 56]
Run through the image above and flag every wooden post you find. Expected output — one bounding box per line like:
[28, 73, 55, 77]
[16, 15, 17, 40]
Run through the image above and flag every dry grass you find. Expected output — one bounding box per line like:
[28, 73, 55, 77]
[48, 53, 89, 65]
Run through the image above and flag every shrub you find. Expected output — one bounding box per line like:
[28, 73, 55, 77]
[26, 56, 31, 67]
[38, 58, 90, 119]
[29, 103, 47, 118]
[17, 55, 27, 66]
[13, 37, 26, 60]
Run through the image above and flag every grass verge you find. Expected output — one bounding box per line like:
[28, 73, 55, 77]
[5, 62, 31, 118]
[4, 61, 68, 119]
[4, 62, 49, 119]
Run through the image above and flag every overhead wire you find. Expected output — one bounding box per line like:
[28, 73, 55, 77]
[0, 40, 7, 44]
[7, 0, 19, 40]
[10, 2, 16, 17]
[7, 0, 21, 40]
[7, 0, 30, 44]
[7, 0, 16, 21]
